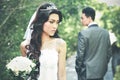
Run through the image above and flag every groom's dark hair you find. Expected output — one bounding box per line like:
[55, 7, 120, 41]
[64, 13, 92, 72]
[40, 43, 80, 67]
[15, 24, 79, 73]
[82, 7, 95, 21]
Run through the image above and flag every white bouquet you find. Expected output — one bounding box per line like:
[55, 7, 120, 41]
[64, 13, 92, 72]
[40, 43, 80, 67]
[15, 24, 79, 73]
[6, 56, 36, 80]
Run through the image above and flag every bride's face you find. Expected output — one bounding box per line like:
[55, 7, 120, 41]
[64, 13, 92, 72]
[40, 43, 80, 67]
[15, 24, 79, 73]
[42, 13, 59, 36]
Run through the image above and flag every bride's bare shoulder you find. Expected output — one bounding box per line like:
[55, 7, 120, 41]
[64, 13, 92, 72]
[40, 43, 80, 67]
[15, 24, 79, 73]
[55, 38, 66, 43]
[55, 38, 66, 47]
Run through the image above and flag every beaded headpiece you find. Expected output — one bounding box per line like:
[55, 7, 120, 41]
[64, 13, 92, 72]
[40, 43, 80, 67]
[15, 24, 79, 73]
[46, 5, 57, 10]
[40, 3, 57, 10]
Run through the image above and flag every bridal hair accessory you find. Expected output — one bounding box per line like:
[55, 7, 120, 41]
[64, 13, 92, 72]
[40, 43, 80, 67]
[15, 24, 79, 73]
[40, 3, 57, 10]
[46, 5, 57, 10]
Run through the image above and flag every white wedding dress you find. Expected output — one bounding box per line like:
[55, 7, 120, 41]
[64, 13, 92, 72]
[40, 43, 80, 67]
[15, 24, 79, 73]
[38, 49, 58, 80]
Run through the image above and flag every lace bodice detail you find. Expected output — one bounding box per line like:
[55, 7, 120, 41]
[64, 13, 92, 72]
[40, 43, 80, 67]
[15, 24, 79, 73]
[38, 49, 58, 80]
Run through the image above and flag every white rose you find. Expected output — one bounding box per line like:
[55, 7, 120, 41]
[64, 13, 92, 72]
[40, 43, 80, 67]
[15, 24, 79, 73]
[6, 56, 36, 75]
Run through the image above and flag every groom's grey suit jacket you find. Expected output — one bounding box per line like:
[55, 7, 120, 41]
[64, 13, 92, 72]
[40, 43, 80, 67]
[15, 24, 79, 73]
[75, 24, 112, 79]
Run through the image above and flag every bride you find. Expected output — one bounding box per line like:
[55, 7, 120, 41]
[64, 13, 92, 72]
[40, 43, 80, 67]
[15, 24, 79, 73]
[20, 2, 66, 80]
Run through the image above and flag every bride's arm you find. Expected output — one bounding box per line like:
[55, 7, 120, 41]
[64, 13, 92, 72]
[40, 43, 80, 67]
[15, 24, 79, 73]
[20, 40, 29, 57]
[21, 11, 36, 56]
[58, 39, 67, 80]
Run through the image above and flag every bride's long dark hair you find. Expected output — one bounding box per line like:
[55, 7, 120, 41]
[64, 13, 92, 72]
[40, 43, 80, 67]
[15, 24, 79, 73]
[26, 2, 62, 79]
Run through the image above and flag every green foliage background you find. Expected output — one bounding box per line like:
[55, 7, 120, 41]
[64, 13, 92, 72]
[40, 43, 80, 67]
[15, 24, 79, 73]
[0, 0, 120, 79]
[114, 65, 120, 80]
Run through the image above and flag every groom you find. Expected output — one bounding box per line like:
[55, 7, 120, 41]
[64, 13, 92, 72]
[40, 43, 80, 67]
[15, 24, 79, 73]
[75, 7, 112, 80]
